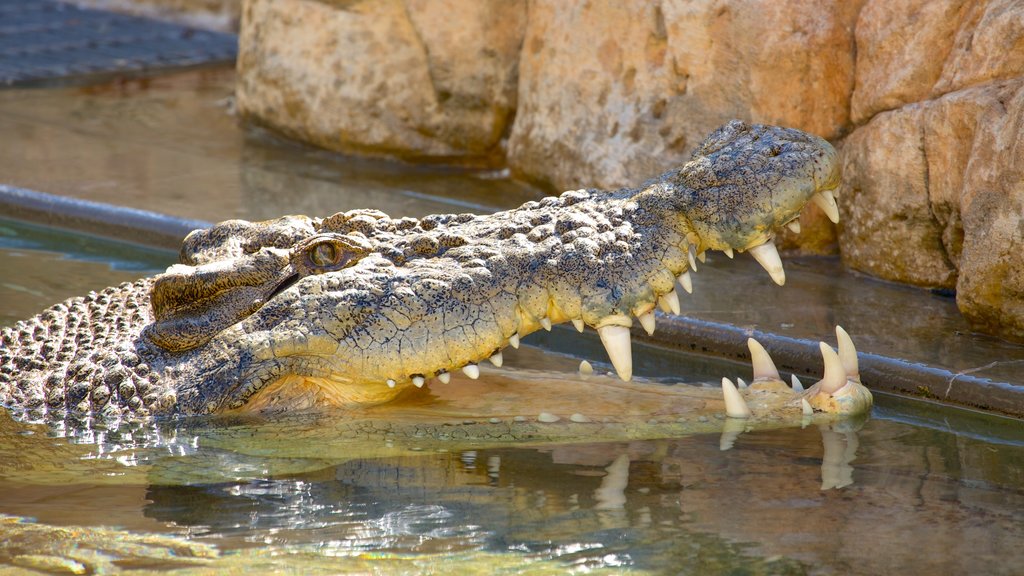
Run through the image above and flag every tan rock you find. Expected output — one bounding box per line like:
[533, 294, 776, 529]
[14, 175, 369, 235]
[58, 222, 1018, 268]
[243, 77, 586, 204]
[506, 0, 858, 182]
[236, 0, 524, 163]
[507, 0, 861, 253]
[935, 0, 1024, 95]
[838, 106, 957, 289]
[841, 78, 1024, 339]
[949, 80, 1024, 340]
[852, 0, 1024, 123]
[850, 0, 968, 123]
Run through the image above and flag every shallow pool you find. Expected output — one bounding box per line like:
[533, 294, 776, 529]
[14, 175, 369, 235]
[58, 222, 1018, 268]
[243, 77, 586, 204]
[2, 220, 1024, 575]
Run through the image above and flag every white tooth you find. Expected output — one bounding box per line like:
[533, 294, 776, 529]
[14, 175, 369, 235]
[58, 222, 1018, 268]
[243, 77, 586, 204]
[723, 248, 734, 259]
[698, 250, 707, 263]
[737, 377, 747, 389]
[657, 297, 672, 313]
[659, 289, 681, 315]
[688, 245, 698, 271]
[540, 317, 552, 331]
[489, 351, 503, 367]
[412, 376, 425, 388]
[509, 334, 520, 349]
[835, 325, 860, 380]
[722, 377, 752, 419]
[463, 364, 480, 379]
[802, 398, 813, 415]
[748, 240, 786, 286]
[819, 342, 847, 394]
[386, 379, 396, 389]
[787, 219, 801, 234]
[791, 374, 804, 392]
[813, 189, 840, 224]
[638, 311, 656, 335]
[597, 325, 633, 382]
[579, 360, 594, 375]
[747, 337, 781, 381]
[437, 372, 451, 384]
[677, 271, 693, 294]
[572, 318, 585, 332]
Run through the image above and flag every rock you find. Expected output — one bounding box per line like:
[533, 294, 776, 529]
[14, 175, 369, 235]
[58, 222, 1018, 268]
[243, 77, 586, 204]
[508, 0, 862, 193]
[850, 0, 968, 123]
[840, 78, 1024, 339]
[838, 105, 957, 289]
[236, 0, 525, 163]
[947, 80, 1024, 340]
[852, 0, 1024, 123]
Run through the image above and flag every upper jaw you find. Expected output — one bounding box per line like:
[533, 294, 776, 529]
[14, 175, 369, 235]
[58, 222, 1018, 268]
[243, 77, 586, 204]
[681, 122, 841, 256]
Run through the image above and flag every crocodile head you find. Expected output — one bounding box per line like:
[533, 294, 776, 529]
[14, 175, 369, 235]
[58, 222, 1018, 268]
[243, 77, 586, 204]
[139, 121, 841, 414]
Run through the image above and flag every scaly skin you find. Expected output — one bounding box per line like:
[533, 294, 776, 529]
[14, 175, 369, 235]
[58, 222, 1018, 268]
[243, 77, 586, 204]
[0, 121, 846, 424]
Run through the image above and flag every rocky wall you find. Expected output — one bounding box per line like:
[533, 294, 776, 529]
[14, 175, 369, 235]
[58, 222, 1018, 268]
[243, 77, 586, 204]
[235, 0, 1024, 340]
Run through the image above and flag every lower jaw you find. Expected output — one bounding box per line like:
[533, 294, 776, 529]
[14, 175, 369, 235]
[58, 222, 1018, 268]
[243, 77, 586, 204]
[223, 374, 407, 414]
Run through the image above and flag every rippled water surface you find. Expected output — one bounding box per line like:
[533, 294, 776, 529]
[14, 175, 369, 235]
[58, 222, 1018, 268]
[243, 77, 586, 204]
[2, 220, 1024, 575]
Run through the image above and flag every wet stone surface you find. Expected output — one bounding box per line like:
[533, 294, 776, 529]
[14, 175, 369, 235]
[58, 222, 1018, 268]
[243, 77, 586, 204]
[0, 0, 236, 86]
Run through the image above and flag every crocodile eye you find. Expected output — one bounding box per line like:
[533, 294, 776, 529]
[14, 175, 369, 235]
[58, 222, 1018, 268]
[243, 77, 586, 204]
[309, 242, 340, 267]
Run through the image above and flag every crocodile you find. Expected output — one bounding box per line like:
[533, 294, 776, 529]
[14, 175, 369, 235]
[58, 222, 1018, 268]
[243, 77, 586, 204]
[0, 121, 870, 428]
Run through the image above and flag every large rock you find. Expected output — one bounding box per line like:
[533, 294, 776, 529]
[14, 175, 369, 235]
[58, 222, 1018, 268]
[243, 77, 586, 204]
[839, 106, 958, 288]
[506, 0, 862, 252]
[852, 0, 1024, 123]
[236, 0, 525, 163]
[507, 0, 861, 191]
[840, 79, 1024, 339]
[949, 80, 1024, 340]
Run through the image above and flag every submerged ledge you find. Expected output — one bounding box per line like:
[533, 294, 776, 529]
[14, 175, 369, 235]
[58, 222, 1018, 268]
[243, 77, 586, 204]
[0, 185, 210, 251]
[3, 184, 1021, 418]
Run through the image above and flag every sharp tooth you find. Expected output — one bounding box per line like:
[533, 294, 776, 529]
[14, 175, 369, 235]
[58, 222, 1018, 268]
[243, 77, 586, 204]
[386, 379, 396, 389]
[748, 240, 786, 286]
[579, 360, 594, 375]
[597, 325, 633, 382]
[835, 325, 860, 380]
[572, 318, 585, 332]
[818, 342, 847, 394]
[813, 189, 840, 223]
[747, 337, 781, 381]
[658, 289, 681, 315]
[698, 250, 707, 263]
[540, 317, 552, 331]
[787, 219, 801, 234]
[802, 398, 813, 415]
[489, 351, 503, 367]
[509, 334, 520, 349]
[463, 364, 480, 379]
[791, 374, 804, 392]
[637, 311, 656, 335]
[657, 297, 672, 313]
[722, 377, 752, 419]
[437, 372, 451, 384]
[723, 248, 734, 259]
[737, 377, 748, 389]
[688, 245, 698, 271]
[677, 271, 693, 294]
[412, 375, 425, 388]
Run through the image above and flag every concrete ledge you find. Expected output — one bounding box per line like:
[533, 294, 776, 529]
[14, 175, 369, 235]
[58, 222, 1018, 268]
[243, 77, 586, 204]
[0, 185, 210, 250]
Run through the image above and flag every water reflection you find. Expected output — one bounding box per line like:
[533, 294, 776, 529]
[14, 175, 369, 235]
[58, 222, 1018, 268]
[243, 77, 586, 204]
[1, 393, 1023, 573]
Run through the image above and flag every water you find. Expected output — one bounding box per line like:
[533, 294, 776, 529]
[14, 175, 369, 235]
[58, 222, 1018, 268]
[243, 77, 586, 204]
[1, 216, 1023, 575]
